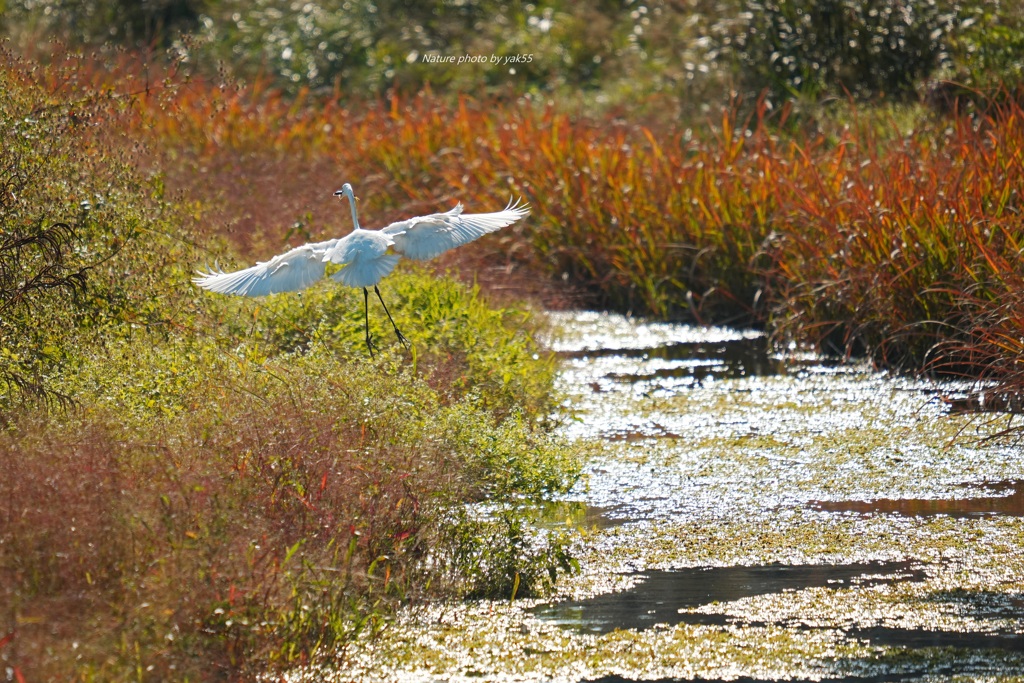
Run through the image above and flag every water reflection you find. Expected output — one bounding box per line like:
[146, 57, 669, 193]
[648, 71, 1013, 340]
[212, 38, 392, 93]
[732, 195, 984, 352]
[810, 480, 1024, 518]
[533, 561, 926, 635]
[529, 500, 626, 530]
[343, 312, 1024, 680]
[560, 337, 787, 381]
[544, 311, 764, 356]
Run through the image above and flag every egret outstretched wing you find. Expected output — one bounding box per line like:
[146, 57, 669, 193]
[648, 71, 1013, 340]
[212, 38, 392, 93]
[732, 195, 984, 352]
[194, 184, 530, 358]
[382, 197, 529, 260]
[193, 239, 339, 297]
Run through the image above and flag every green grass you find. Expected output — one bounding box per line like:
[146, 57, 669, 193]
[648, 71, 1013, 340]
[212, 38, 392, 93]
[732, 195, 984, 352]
[3, 352, 580, 679]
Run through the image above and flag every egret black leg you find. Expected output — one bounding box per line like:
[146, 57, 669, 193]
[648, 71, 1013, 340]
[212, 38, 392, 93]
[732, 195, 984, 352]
[362, 287, 378, 358]
[374, 285, 410, 349]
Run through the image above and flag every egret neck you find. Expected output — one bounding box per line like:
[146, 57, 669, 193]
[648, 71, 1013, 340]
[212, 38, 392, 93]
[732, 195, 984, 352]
[334, 184, 361, 231]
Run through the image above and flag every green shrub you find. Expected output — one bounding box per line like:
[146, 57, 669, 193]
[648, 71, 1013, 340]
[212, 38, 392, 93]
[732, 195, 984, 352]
[0, 61, 179, 410]
[934, 1, 1024, 110]
[2, 0, 203, 47]
[448, 507, 579, 600]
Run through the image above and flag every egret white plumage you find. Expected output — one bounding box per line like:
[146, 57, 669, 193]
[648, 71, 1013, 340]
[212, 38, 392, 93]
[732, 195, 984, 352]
[193, 183, 530, 356]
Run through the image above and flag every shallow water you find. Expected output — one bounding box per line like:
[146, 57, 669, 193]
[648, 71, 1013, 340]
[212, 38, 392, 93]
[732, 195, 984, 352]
[308, 311, 1024, 682]
[531, 560, 928, 634]
[809, 480, 1024, 518]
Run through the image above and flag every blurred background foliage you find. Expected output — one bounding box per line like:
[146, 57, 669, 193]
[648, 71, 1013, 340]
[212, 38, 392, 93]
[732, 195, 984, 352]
[734, 0, 956, 101]
[3, 0, 1023, 112]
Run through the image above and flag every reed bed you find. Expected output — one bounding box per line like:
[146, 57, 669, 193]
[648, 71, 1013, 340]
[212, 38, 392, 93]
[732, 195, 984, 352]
[106, 62, 1024, 386]
[27, 51, 1024, 377]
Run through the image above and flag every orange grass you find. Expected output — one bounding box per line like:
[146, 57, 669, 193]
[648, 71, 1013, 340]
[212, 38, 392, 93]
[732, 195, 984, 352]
[765, 105, 1024, 370]
[132, 81, 788, 319]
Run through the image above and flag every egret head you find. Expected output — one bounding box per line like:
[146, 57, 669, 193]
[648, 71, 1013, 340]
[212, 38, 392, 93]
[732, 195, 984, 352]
[333, 183, 357, 201]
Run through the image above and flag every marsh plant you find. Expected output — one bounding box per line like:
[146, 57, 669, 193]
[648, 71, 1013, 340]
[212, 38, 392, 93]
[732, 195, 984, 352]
[0, 55, 582, 681]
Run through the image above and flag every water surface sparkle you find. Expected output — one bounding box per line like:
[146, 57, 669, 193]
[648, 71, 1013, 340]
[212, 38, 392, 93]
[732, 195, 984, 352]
[306, 312, 1024, 683]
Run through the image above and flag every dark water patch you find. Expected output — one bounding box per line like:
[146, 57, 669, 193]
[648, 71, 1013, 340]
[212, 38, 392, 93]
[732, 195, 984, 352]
[847, 587, 1024, 652]
[809, 480, 1024, 518]
[942, 390, 1024, 415]
[533, 561, 926, 635]
[850, 626, 1024, 651]
[921, 588, 1024, 619]
[561, 337, 788, 380]
[603, 422, 681, 442]
[582, 674, 928, 683]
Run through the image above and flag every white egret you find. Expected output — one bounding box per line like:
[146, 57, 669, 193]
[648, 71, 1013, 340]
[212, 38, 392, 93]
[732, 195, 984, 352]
[193, 183, 530, 356]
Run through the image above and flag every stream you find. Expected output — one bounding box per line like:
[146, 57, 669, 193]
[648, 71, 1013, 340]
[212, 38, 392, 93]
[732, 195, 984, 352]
[320, 311, 1024, 681]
